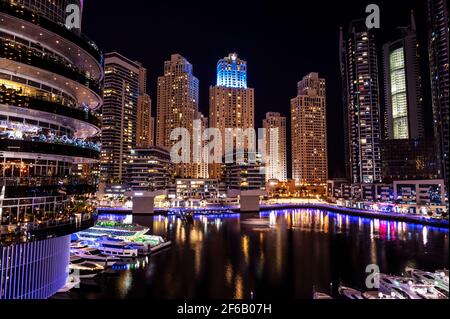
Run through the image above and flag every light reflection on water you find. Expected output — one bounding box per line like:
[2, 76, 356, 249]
[73, 209, 448, 299]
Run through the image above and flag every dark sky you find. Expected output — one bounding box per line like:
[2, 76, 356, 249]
[82, 0, 430, 179]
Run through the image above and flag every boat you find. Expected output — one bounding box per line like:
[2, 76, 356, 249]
[69, 255, 104, 279]
[376, 274, 444, 299]
[96, 240, 138, 258]
[71, 247, 120, 266]
[150, 240, 172, 253]
[57, 275, 80, 293]
[338, 285, 364, 299]
[313, 292, 333, 299]
[376, 274, 418, 299]
[74, 221, 150, 243]
[405, 267, 449, 297]
[362, 291, 393, 299]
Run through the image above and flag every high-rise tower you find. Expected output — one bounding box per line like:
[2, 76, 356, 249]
[291, 73, 328, 186]
[209, 53, 255, 179]
[263, 112, 287, 182]
[427, 0, 449, 192]
[156, 54, 199, 178]
[340, 19, 383, 184]
[100, 52, 141, 183]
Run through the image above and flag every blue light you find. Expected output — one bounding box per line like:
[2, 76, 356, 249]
[216, 53, 248, 88]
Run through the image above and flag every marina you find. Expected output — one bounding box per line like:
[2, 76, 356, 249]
[55, 208, 449, 299]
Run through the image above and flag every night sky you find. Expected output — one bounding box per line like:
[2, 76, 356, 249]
[82, 0, 431, 179]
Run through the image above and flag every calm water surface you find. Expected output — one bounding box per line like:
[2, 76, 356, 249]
[69, 209, 449, 299]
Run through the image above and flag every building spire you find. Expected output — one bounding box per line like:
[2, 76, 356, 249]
[410, 10, 416, 32]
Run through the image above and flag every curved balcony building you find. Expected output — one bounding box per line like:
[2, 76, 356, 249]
[0, 0, 103, 299]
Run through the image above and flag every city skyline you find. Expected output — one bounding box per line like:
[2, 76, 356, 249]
[1, 0, 448, 303]
[82, 0, 435, 180]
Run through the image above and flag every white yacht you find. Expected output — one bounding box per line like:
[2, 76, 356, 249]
[313, 292, 333, 299]
[362, 291, 393, 299]
[71, 247, 120, 266]
[96, 240, 138, 258]
[338, 285, 364, 299]
[405, 267, 449, 297]
[69, 256, 104, 279]
[376, 274, 418, 299]
[377, 274, 445, 299]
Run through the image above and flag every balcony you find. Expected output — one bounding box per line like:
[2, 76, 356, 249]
[0, 0, 103, 67]
[0, 38, 102, 96]
[0, 139, 100, 160]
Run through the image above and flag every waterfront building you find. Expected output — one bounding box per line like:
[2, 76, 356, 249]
[291, 72, 328, 188]
[100, 52, 142, 183]
[156, 54, 199, 178]
[0, 0, 102, 298]
[394, 179, 447, 214]
[427, 0, 449, 194]
[171, 178, 220, 200]
[222, 151, 265, 192]
[209, 53, 255, 179]
[137, 66, 154, 148]
[340, 19, 383, 184]
[263, 112, 287, 182]
[126, 146, 175, 192]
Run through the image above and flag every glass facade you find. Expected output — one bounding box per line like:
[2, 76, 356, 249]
[389, 48, 409, 139]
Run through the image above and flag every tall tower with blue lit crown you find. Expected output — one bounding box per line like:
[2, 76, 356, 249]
[209, 53, 255, 179]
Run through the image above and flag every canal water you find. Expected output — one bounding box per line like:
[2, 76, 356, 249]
[67, 209, 449, 299]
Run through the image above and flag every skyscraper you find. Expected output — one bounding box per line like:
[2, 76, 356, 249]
[136, 66, 154, 148]
[156, 54, 199, 178]
[209, 53, 255, 179]
[291, 72, 328, 186]
[383, 12, 424, 140]
[340, 19, 383, 184]
[101, 52, 141, 183]
[427, 0, 449, 192]
[263, 112, 287, 181]
[0, 0, 102, 298]
[381, 12, 439, 182]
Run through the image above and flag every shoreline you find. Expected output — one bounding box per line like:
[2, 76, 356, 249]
[97, 203, 449, 229]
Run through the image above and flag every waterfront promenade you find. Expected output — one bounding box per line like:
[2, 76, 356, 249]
[97, 202, 449, 229]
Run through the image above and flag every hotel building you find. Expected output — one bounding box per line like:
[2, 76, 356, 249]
[209, 53, 255, 179]
[0, 0, 102, 298]
[291, 73, 328, 187]
[263, 112, 287, 181]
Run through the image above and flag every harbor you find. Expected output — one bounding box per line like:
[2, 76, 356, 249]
[54, 208, 449, 299]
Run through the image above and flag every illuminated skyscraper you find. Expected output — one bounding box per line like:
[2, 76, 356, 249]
[209, 53, 255, 179]
[101, 52, 141, 183]
[136, 67, 154, 148]
[263, 112, 287, 181]
[156, 54, 199, 178]
[427, 0, 449, 192]
[383, 12, 424, 140]
[291, 73, 328, 186]
[340, 19, 383, 184]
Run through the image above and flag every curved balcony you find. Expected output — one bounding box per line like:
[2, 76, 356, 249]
[0, 0, 103, 70]
[0, 38, 102, 97]
[0, 87, 100, 128]
[0, 139, 100, 160]
[3, 184, 96, 198]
